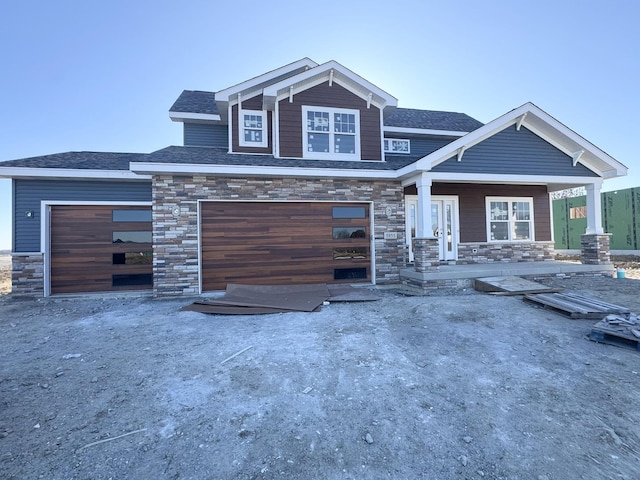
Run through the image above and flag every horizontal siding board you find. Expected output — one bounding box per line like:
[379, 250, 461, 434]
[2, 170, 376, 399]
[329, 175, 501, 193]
[184, 123, 228, 147]
[431, 183, 551, 242]
[13, 179, 151, 252]
[432, 125, 599, 177]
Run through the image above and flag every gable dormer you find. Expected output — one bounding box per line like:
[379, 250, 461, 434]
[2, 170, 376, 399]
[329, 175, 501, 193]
[213, 59, 397, 161]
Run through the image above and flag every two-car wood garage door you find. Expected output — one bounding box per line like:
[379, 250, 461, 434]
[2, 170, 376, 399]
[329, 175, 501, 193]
[200, 202, 371, 291]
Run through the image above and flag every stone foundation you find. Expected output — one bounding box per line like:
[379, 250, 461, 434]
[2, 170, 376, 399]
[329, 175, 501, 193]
[457, 242, 555, 264]
[412, 237, 439, 272]
[11, 253, 44, 297]
[580, 234, 611, 265]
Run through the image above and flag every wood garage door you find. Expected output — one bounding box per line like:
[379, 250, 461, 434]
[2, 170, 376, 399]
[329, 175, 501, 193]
[50, 205, 152, 294]
[201, 202, 371, 291]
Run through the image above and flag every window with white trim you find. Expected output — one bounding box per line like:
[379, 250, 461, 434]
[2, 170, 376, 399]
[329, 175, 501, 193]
[486, 197, 535, 241]
[239, 109, 267, 147]
[384, 138, 410, 154]
[302, 106, 360, 160]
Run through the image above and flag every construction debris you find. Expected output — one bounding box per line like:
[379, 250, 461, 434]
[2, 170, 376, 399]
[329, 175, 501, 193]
[590, 313, 640, 351]
[523, 292, 631, 319]
[182, 284, 380, 315]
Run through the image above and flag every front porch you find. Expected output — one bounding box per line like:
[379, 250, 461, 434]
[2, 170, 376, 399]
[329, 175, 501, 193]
[400, 260, 614, 293]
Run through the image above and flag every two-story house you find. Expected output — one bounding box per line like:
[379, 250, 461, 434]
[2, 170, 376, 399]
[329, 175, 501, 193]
[0, 58, 627, 296]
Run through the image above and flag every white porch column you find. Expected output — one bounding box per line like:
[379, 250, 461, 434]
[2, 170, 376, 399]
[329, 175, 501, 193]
[416, 173, 434, 238]
[585, 180, 604, 234]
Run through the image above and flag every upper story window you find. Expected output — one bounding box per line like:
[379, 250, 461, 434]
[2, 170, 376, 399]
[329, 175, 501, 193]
[486, 197, 535, 242]
[239, 109, 268, 148]
[302, 106, 360, 160]
[384, 138, 410, 154]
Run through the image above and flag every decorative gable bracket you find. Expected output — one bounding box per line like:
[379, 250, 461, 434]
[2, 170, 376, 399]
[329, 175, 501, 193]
[516, 112, 528, 131]
[572, 149, 585, 167]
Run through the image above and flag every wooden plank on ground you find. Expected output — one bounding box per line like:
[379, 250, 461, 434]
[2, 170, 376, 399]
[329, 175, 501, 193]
[524, 293, 631, 319]
[474, 276, 560, 294]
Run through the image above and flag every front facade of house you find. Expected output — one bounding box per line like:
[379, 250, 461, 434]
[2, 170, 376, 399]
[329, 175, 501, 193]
[1, 58, 627, 297]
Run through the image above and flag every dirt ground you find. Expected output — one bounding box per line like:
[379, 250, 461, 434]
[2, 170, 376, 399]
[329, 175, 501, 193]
[1, 257, 640, 479]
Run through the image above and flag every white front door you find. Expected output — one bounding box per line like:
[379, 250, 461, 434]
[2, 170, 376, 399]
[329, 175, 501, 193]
[406, 195, 458, 262]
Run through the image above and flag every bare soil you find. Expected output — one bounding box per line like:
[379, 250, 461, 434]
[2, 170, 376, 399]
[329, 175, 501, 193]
[1, 257, 640, 479]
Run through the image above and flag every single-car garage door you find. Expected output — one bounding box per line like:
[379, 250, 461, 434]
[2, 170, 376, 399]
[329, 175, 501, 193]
[200, 202, 371, 291]
[50, 205, 152, 294]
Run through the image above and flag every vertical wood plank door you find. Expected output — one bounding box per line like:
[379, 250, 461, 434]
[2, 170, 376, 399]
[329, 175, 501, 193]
[50, 205, 152, 294]
[200, 202, 371, 291]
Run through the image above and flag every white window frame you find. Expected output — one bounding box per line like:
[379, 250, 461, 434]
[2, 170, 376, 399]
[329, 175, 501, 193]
[302, 106, 360, 160]
[384, 138, 411, 154]
[485, 196, 535, 242]
[239, 109, 268, 148]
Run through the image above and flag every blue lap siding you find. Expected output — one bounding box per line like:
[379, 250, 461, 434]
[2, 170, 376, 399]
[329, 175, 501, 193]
[431, 125, 599, 177]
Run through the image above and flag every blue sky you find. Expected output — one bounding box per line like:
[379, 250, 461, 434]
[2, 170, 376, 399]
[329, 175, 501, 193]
[1, 0, 638, 250]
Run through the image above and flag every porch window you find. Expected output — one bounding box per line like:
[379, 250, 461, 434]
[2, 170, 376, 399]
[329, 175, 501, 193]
[486, 197, 534, 242]
[239, 109, 268, 147]
[302, 106, 360, 160]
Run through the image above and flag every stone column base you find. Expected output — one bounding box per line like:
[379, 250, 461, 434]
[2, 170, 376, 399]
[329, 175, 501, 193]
[580, 234, 612, 265]
[412, 237, 440, 272]
[12, 253, 45, 297]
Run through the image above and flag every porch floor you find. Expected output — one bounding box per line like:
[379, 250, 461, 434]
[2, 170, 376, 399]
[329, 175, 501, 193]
[400, 260, 614, 283]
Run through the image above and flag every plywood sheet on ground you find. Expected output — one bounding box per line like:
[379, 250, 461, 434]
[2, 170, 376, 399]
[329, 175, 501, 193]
[474, 276, 561, 295]
[182, 283, 380, 315]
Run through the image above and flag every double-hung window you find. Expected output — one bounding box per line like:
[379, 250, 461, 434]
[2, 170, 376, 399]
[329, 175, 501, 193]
[302, 106, 360, 160]
[239, 109, 268, 148]
[486, 197, 534, 241]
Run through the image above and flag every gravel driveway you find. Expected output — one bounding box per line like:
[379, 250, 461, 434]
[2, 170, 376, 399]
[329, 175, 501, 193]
[1, 277, 640, 479]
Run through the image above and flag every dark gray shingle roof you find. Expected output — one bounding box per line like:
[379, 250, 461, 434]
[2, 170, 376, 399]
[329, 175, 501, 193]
[0, 152, 146, 170]
[0, 148, 422, 172]
[168, 91, 482, 132]
[384, 108, 483, 132]
[141, 146, 418, 170]
[169, 90, 218, 115]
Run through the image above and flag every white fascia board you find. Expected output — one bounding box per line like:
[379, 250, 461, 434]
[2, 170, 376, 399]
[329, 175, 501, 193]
[383, 126, 468, 137]
[215, 58, 318, 101]
[169, 112, 221, 122]
[263, 60, 398, 108]
[0, 167, 151, 180]
[129, 162, 397, 180]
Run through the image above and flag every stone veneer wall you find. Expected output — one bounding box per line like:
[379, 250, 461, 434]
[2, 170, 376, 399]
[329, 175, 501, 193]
[152, 176, 405, 296]
[12, 254, 44, 296]
[456, 242, 555, 264]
